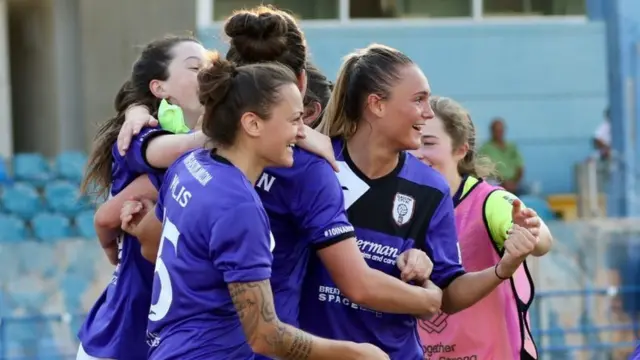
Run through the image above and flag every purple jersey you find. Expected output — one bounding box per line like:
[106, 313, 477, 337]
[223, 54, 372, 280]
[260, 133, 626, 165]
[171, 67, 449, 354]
[299, 138, 466, 360]
[147, 149, 273, 360]
[254, 147, 355, 327]
[79, 127, 170, 360]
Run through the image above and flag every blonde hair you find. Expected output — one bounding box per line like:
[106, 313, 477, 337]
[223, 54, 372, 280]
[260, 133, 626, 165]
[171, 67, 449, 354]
[316, 44, 412, 138]
[430, 96, 497, 179]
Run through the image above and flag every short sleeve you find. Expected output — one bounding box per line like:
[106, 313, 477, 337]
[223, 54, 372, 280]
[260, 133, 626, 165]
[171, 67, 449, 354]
[209, 202, 273, 283]
[123, 127, 172, 173]
[484, 190, 521, 250]
[511, 144, 524, 167]
[425, 195, 465, 289]
[292, 160, 355, 249]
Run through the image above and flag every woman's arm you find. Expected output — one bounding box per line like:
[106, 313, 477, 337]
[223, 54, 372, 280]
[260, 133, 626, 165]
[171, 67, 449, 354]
[118, 105, 340, 171]
[94, 175, 157, 249]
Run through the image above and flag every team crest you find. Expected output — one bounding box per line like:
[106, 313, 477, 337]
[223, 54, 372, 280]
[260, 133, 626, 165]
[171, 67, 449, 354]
[392, 193, 415, 226]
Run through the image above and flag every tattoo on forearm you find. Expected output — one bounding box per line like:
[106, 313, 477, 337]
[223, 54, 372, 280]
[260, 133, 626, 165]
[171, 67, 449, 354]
[229, 280, 313, 360]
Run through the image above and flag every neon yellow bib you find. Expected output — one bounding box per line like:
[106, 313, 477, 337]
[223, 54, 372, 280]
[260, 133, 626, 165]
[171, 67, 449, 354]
[158, 99, 190, 134]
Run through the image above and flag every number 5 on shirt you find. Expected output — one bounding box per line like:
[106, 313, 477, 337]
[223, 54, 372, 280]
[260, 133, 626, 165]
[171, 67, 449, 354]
[149, 213, 180, 322]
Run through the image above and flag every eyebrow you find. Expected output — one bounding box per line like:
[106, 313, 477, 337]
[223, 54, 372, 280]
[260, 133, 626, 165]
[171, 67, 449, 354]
[183, 56, 202, 62]
[422, 134, 437, 140]
[414, 90, 429, 97]
[288, 111, 304, 120]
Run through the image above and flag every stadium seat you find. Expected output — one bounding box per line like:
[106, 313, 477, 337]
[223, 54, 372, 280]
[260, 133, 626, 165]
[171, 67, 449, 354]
[75, 210, 96, 239]
[17, 241, 57, 277]
[0, 157, 10, 184]
[13, 153, 52, 187]
[60, 272, 90, 313]
[5, 275, 49, 312]
[44, 180, 87, 216]
[519, 194, 556, 221]
[32, 212, 73, 242]
[0, 245, 22, 284]
[0, 214, 27, 242]
[1, 182, 42, 220]
[54, 151, 87, 184]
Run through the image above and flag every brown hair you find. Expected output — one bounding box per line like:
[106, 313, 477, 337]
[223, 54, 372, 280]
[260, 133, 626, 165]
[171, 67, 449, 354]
[224, 5, 306, 77]
[430, 96, 497, 179]
[304, 61, 333, 128]
[81, 35, 200, 199]
[316, 44, 412, 138]
[198, 53, 297, 147]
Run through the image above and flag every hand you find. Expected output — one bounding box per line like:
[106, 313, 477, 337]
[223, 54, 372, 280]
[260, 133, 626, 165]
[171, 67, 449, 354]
[120, 198, 154, 238]
[103, 241, 119, 266]
[351, 343, 389, 360]
[298, 125, 340, 172]
[511, 198, 541, 238]
[497, 224, 537, 278]
[396, 249, 433, 284]
[117, 106, 158, 155]
[417, 280, 443, 319]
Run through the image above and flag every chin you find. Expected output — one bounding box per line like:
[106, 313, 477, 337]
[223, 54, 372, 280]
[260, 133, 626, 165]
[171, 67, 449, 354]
[272, 153, 295, 168]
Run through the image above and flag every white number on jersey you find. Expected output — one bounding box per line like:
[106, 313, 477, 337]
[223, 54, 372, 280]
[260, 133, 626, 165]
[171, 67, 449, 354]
[149, 213, 180, 322]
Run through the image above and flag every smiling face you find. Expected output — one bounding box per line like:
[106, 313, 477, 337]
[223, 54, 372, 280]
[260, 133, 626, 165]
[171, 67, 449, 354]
[366, 64, 435, 151]
[256, 82, 304, 168]
[154, 41, 209, 115]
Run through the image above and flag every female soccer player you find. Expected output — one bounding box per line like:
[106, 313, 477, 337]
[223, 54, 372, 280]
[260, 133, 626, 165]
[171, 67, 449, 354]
[77, 35, 209, 360]
[113, 5, 443, 335]
[302, 62, 333, 126]
[412, 96, 552, 359]
[298, 44, 540, 359]
[124, 54, 388, 359]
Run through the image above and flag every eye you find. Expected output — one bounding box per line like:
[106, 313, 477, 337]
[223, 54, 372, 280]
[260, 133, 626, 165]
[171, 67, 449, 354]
[189, 67, 200, 72]
[415, 95, 426, 103]
[422, 142, 435, 147]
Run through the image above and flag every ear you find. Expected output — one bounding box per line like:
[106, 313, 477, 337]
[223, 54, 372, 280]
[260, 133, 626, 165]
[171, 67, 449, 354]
[149, 79, 167, 99]
[239, 112, 263, 138]
[366, 93, 386, 118]
[297, 70, 308, 98]
[453, 142, 469, 162]
[302, 101, 322, 125]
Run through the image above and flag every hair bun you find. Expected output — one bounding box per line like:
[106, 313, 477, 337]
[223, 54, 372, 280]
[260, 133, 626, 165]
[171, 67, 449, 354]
[224, 7, 288, 62]
[197, 51, 236, 108]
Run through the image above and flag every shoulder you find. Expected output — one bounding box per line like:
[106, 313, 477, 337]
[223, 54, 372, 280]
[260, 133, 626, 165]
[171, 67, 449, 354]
[111, 125, 171, 161]
[264, 147, 333, 182]
[401, 153, 450, 198]
[484, 189, 520, 244]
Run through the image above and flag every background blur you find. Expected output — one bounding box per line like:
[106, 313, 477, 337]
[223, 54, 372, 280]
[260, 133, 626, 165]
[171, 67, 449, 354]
[0, 0, 638, 359]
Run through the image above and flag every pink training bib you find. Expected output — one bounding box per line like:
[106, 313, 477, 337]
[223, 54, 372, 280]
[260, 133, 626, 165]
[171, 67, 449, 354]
[418, 180, 538, 360]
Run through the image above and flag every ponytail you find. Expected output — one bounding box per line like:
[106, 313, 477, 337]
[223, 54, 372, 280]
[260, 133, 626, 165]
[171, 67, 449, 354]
[316, 54, 360, 138]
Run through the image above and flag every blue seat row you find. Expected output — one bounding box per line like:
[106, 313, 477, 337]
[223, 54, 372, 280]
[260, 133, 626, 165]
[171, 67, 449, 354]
[0, 151, 88, 187]
[1, 181, 94, 220]
[0, 211, 96, 243]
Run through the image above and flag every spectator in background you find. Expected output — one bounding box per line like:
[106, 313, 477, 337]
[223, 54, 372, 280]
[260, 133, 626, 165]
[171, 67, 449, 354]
[479, 118, 525, 195]
[593, 107, 611, 160]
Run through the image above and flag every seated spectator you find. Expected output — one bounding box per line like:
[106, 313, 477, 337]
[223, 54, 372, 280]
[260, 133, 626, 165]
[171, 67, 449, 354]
[593, 107, 611, 160]
[479, 117, 525, 195]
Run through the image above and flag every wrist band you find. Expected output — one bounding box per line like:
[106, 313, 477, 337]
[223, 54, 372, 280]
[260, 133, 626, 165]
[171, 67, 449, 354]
[494, 263, 509, 280]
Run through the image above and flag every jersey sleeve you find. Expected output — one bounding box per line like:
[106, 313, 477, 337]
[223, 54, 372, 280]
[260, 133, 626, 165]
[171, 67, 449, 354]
[484, 189, 522, 250]
[154, 172, 168, 221]
[292, 160, 355, 249]
[425, 195, 466, 289]
[209, 202, 273, 283]
[123, 126, 172, 173]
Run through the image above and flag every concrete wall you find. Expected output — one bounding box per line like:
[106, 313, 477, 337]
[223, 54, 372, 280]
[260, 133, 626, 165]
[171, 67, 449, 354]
[4, 0, 196, 157]
[202, 20, 607, 194]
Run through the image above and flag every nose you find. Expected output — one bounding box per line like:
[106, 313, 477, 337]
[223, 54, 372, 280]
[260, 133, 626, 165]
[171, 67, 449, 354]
[296, 122, 307, 140]
[423, 102, 435, 120]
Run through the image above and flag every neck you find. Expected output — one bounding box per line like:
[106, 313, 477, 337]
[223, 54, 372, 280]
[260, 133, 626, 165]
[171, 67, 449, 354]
[347, 126, 399, 179]
[184, 110, 201, 129]
[447, 171, 463, 196]
[215, 146, 265, 185]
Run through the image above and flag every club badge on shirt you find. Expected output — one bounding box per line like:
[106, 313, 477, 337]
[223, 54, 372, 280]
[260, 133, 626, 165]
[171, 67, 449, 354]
[392, 193, 415, 226]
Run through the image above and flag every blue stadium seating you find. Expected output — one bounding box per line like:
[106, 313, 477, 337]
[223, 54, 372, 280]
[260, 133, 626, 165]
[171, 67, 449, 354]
[0, 214, 27, 242]
[1, 182, 42, 220]
[32, 213, 73, 242]
[12, 153, 52, 188]
[0, 158, 9, 184]
[53, 151, 87, 184]
[75, 210, 96, 239]
[44, 181, 87, 217]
